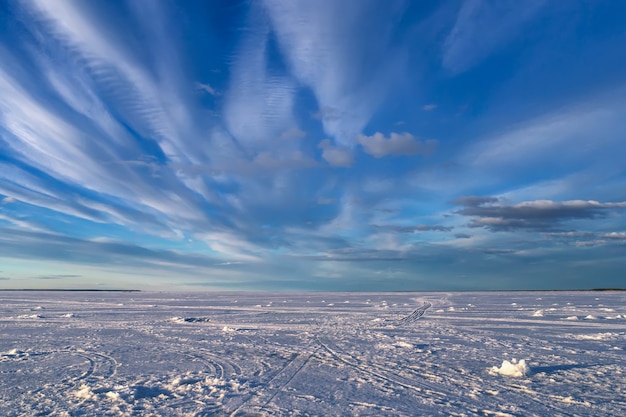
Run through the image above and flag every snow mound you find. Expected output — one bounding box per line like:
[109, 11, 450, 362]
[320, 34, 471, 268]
[489, 358, 528, 377]
[532, 310, 544, 317]
[2, 348, 27, 357]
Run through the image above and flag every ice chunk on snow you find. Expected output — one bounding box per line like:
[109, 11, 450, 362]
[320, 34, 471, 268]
[75, 385, 95, 400]
[2, 348, 26, 357]
[489, 358, 528, 377]
[532, 310, 544, 317]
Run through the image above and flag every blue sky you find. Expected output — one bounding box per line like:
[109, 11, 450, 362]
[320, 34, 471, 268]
[1, 0, 626, 291]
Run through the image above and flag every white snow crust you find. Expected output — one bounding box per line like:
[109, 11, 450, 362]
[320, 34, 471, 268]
[1, 291, 625, 416]
[490, 358, 528, 377]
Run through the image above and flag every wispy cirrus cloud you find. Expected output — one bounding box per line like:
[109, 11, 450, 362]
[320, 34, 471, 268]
[262, 0, 407, 147]
[443, 0, 547, 73]
[1, 1, 625, 290]
[224, 4, 297, 151]
[464, 93, 626, 173]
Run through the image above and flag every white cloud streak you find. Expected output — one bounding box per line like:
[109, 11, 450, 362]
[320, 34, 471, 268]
[224, 5, 296, 150]
[443, 0, 546, 73]
[262, 0, 406, 147]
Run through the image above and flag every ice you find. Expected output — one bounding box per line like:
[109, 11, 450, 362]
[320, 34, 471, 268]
[489, 358, 529, 377]
[0, 290, 625, 416]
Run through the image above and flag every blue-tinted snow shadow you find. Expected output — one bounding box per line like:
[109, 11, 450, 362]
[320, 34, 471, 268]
[133, 385, 172, 399]
[531, 364, 594, 375]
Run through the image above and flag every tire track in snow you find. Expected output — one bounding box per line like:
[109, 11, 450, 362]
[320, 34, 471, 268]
[229, 347, 317, 416]
[67, 350, 118, 382]
[183, 353, 225, 380]
[315, 335, 449, 400]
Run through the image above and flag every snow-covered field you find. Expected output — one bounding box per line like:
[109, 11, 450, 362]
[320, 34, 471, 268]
[1, 291, 625, 416]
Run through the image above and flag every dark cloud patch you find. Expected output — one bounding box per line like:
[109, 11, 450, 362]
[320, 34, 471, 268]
[454, 233, 472, 239]
[0, 276, 10, 280]
[374, 224, 453, 233]
[453, 197, 626, 232]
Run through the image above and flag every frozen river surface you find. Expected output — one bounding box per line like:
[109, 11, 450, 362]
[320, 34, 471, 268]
[1, 291, 625, 416]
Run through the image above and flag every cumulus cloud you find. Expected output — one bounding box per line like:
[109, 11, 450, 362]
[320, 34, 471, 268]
[603, 232, 626, 240]
[357, 132, 437, 158]
[318, 139, 354, 167]
[453, 197, 626, 231]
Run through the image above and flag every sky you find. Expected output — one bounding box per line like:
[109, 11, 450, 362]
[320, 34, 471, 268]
[1, 0, 626, 291]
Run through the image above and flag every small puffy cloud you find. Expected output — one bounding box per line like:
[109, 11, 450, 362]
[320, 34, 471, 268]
[318, 139, 353, 167]
[455, 233, 472, 239]
[2, 197, 16, 204]
[453, 197, 626, 231]
[422, 104, 437, 111]
[279, 127, 306, 141]
[357, 132, 437, 158]
[603, 232, 626, 240]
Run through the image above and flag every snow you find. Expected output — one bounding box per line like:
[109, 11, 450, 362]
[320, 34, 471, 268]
[1, 290, 625, 416]
[489, 358, 529, 377]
